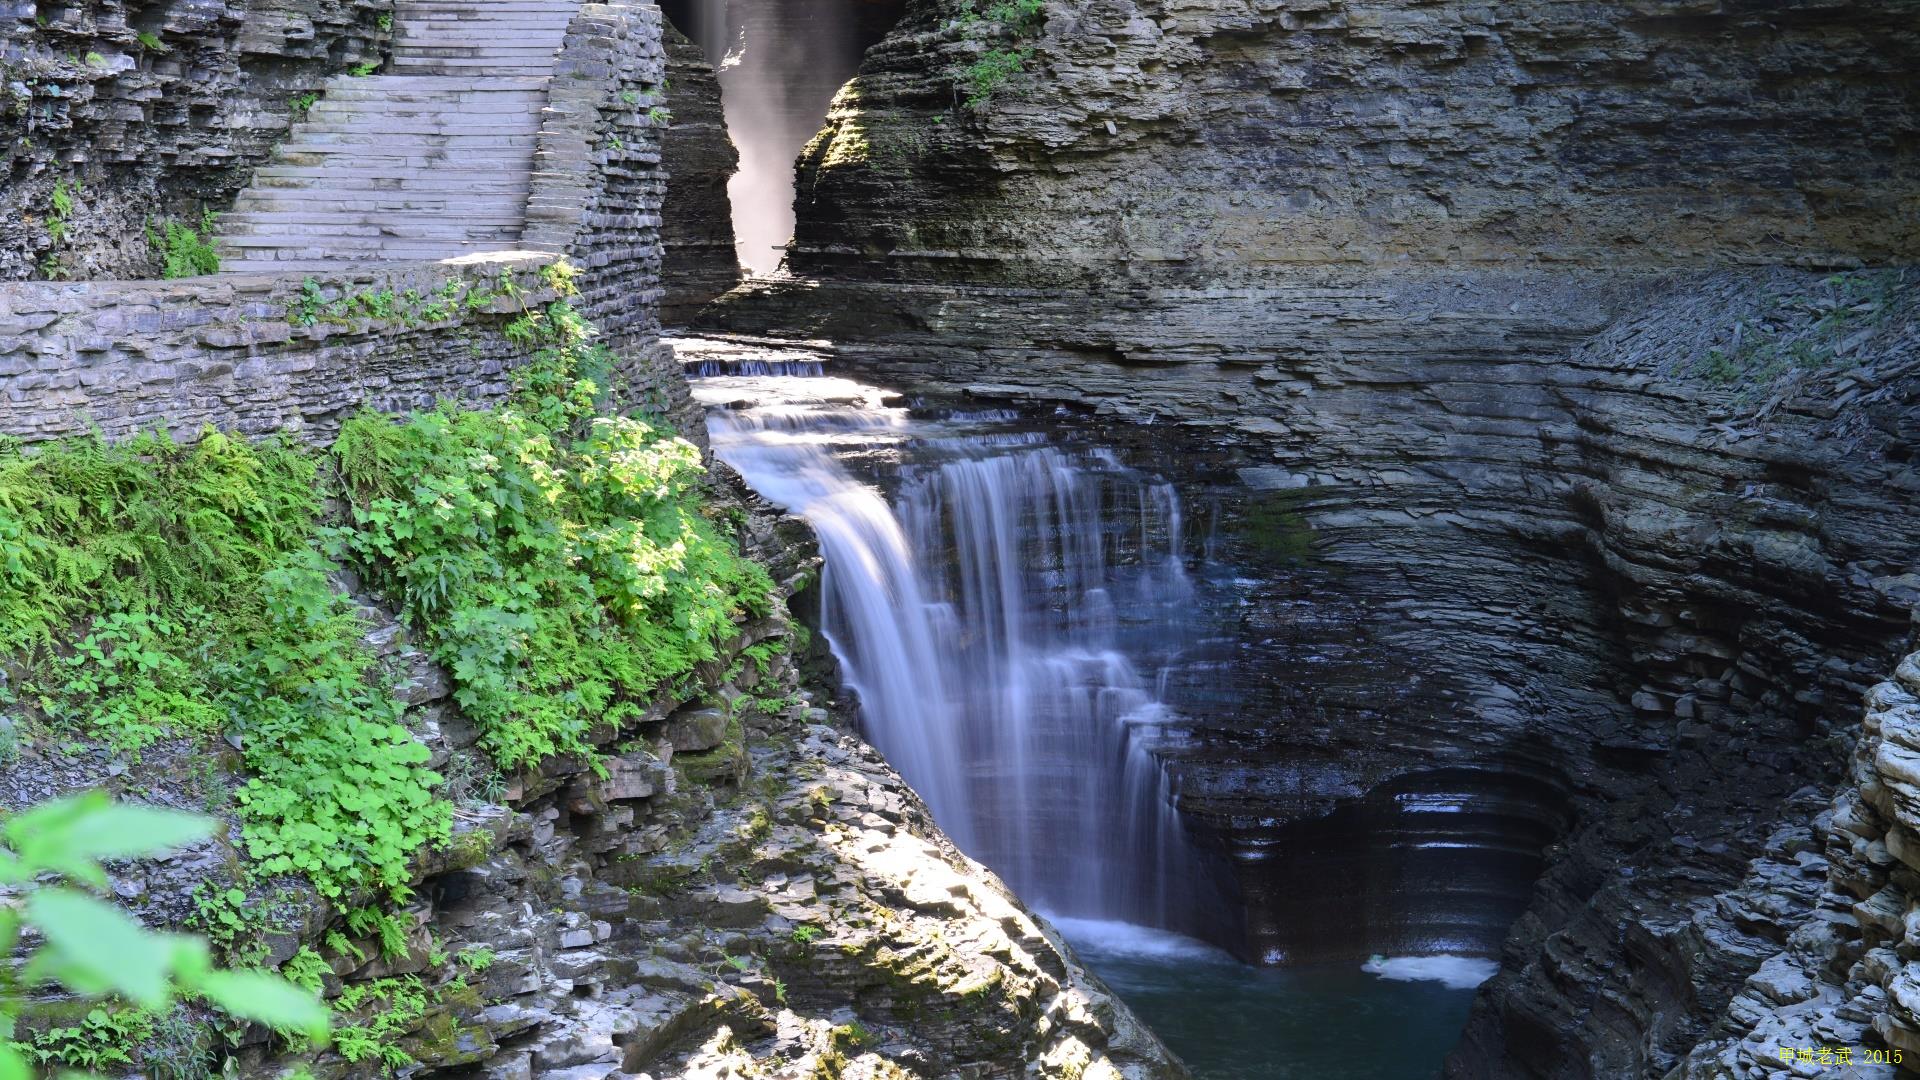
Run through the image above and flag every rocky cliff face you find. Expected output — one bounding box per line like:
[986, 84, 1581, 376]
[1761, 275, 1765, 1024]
[659, 22, 740, 324]
[779, 0, 1918, 282]
[0, 0, 391, 280]
[693, 0, 1920, 1073]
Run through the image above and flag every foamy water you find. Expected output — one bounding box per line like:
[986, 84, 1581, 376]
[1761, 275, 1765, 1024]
[1046, 915, 1234, 963]
[1362, 954, 1499, 990]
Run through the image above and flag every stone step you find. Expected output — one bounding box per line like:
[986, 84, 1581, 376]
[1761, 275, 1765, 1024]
[306, 97, 543, 115]
[275, 151, 533, 171]
[220, 221, 522, 240]
[322, 74, 550, 91]
[234, 196, 529, 213]
[278, 137, 538, 154]
[223, 210, 527, 226]
[218, 237, 520, 255]
[390, 58, 558, 68]
[391, 46, 563, 58]
[395, 22, 571, 32]
[285, 119, 544, 136]
[396, 4, 578, 13]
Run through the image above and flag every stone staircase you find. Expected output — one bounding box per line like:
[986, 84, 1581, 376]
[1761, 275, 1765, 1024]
[217, 0, 577, 273]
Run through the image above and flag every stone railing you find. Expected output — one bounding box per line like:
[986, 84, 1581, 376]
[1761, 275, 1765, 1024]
[0, 254, 562, 445]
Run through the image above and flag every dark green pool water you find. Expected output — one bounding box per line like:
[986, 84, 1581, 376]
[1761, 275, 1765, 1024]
[1053, 918, 1491, 1080]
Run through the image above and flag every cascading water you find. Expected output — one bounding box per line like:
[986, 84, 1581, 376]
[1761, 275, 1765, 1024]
[688, 339, 1500, 1079]
[691, 347, 1227, 936]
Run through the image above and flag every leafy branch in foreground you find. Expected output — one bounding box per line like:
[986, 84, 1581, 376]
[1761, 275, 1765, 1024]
[0, 792, 330, 1080]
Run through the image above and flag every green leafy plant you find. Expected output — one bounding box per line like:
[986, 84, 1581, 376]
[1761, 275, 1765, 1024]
[281, 947, 331, 995]
[83, 51, 105, 68]
[0, 792, 331, 1080]
[954, 0, 1045, 107]
[330, 976, 427, 1072]
[135, 31, 169, 53]
[375, 12, 392, 31]
[330, 302, 774, 772]
[963, 47, 1031, 107]
[142, 1006, 216, 1080]
[0, 430, 446, 910]
[289, 91, 319, 120]
[146, 211, 221, 278]
[348, 60, 378, 77]
[45, 180, 73, 245]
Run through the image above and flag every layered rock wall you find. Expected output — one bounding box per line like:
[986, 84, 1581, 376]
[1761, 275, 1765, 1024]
[782, 0, 1919, 282]
[658, 23, 740, 323]
[0, 0, 391, 281]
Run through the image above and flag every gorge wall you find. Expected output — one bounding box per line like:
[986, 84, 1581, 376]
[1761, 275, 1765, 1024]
[659, 23, 740, 323]
[694, 0, 1920, 1075]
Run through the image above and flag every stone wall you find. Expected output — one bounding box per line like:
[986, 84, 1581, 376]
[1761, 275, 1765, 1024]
[658, 22, 740, 324]
[0, 0, 391, 281]
[520, 0, 692, 435]
[0, 255, 568, 445]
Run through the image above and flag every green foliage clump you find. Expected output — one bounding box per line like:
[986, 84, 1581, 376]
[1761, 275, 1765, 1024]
[332, 301, 774, 771]
[963, 48, 1031, 107]
[953, 0, 1045, 107]
[147, 211, 221, 278]
[330, 976, 427, 1071]
[135, 30, 169, 53]
[0, 431, 445, 903]
[226, 549, 448, 903]
[1690, 269, 1910, 390]
[0, 428, 318, 656]
[44, 179, 75, 247]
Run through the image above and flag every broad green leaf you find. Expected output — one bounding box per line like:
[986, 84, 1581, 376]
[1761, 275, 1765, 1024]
[25, 888, 177, 1009]
[4, 792, 213, 885]
[0, 1043, 28, 1080]
[192, 969, 331, 1040]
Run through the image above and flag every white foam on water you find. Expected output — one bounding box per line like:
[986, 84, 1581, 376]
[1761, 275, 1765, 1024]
[1362, 954, 1499, 990]
[1046, 915, 1232, 963]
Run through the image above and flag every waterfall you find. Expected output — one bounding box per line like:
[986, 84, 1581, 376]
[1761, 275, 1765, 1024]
[699, 364, 1224, 933]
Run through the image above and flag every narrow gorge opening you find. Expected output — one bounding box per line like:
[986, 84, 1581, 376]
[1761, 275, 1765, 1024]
[658, 0, 902, 275]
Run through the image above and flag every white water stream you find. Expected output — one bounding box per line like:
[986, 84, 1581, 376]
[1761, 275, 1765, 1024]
[695, 362, 1218, 930]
